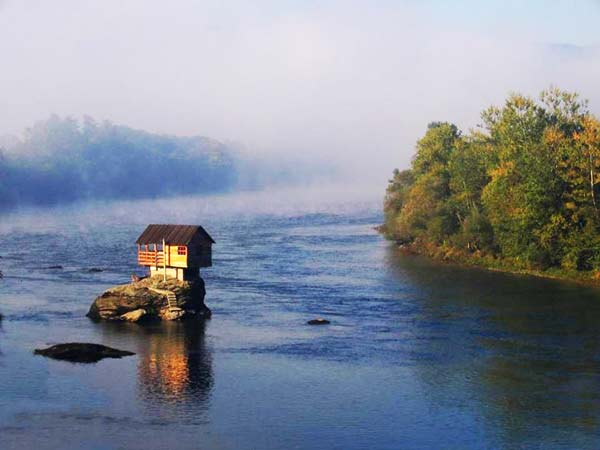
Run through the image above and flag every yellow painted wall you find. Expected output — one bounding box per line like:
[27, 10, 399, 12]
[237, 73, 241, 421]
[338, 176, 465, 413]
[165, 245, 188, 268]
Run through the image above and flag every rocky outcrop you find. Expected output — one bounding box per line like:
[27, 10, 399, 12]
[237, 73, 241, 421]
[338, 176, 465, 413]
[87, 276, 211, 322]
[34, 343, 135, 363]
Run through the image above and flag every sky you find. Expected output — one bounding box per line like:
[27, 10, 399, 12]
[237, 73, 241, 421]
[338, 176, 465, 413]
[1, 0, 600, 185]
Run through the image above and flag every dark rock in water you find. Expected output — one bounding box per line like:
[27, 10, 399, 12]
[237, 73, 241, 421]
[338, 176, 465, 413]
[34, 343, 135, 363]
[88, 268, 104, 273]
[87, 275, 211, 322]
[307, 318, 331, 325]
[46, 265, 63, 269]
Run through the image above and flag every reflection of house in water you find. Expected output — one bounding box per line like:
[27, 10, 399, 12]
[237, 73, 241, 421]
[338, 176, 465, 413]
[101, 320, 213, 421]
[137, 321, 213, 411]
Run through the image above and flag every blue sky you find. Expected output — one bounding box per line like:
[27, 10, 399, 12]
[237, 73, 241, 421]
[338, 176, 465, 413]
[277, 0, 600, 46]
[416, 0, 600, 46]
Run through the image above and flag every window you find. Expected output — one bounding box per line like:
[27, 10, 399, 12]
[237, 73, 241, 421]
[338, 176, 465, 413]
[177, 246, 187, 255]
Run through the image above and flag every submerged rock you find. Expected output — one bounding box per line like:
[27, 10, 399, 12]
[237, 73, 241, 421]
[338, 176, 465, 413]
[307, 318, 331, 325]
[87, 275, 211, 322]
[34, 343, 135, 363]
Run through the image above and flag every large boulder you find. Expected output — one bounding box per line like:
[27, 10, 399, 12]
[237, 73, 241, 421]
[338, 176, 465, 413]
[87, 275, 211, 322]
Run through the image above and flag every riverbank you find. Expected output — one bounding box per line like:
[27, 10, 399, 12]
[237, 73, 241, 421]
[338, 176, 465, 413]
[376, 225, 600, 286]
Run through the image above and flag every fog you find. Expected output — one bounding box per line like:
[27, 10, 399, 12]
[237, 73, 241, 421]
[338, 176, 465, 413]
[2, 0, 600, 186]
[0, 183, 382, 236]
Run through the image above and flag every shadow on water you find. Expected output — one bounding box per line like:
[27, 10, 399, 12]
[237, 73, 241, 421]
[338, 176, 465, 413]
[385, 246, 600, 447]
[96, 319, 213, 422]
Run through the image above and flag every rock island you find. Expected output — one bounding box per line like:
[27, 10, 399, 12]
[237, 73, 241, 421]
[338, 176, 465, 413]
[88, 224, 214, 322]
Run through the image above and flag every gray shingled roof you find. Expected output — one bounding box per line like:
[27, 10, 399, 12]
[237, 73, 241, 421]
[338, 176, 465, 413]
[136, 224, 215, 245]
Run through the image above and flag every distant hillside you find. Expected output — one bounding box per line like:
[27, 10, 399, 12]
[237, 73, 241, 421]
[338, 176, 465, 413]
[0, 116, 240, 210]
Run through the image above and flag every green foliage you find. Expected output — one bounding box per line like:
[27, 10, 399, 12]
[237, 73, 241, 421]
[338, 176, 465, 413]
[412, 122, 460, 177]
[383, 168, 414, 240]
[384, 88, 600, 275]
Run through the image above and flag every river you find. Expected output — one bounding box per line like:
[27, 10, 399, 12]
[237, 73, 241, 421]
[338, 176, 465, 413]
[1, 187, 600, 449]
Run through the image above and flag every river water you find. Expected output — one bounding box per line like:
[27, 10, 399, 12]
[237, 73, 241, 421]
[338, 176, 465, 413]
[1, 187, 600, 449]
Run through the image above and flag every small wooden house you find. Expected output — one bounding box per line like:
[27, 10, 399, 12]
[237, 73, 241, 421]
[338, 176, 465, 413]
[136, 224, 215, 281]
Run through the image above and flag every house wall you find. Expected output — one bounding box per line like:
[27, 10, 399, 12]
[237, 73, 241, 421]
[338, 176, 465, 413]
[161, 243, 211, 268]
[138, 233, 212, 273]
[165, 245, 188, 268]
[187, 235, 212, 268]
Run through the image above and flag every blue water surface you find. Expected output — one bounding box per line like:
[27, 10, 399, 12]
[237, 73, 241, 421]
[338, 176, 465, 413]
[1, 189, 600, 449]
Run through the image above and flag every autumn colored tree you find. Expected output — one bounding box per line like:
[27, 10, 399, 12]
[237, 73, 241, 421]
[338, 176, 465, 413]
[386, 122, 461, 243]
[384, 88, 600, 275]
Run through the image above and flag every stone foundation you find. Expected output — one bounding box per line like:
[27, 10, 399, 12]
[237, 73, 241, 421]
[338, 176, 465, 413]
[87, 275, 211, 322]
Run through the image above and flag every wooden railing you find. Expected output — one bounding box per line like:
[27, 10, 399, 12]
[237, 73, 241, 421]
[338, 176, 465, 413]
[138, 250, 165, 266]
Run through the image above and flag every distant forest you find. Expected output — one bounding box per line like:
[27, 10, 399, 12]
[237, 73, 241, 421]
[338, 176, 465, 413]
[0, 116, 239, 210]
[0, 116, 236, 209]
[0, 116, 330, 212]
[384, 88, 600, 277]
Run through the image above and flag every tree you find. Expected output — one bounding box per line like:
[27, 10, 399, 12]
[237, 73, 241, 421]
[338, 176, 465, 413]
[387, 122, 461, 244]
[481, 94, 566, 266]
[447, 136, 494, 251]
[383, 169, 414, 240]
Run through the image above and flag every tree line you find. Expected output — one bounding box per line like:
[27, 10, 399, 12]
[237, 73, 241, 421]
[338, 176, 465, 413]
[0, 115, 237, 211]
[384, 88, 600, 275]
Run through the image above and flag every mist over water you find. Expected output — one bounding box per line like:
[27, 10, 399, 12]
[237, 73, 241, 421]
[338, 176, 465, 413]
[0, 183, 382, 234]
